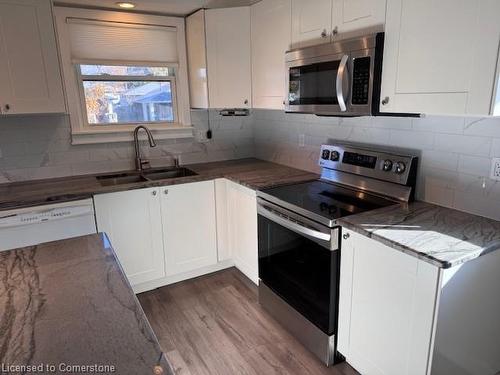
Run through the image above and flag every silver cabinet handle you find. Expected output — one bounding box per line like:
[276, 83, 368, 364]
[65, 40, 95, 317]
[244, 99, 249, 105]
[258, 204, 331, 242]
[164, 189, 168, 195]
[321, 29, 328, 38]
[343, 233, 350, 240]
[336, 54, 350, 112]
[4, 104, 10, 113]
[332, 26, 338, 37]
[152, 190, 157, 196]
[382, 96, 390, 106]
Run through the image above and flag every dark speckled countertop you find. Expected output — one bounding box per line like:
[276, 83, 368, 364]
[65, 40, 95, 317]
[339, 201, 500, 268]
[0, 233, 173, 375]
[0, 158, 318, 211]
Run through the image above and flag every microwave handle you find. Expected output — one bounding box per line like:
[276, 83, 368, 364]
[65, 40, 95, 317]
[336, 54, 349, 112]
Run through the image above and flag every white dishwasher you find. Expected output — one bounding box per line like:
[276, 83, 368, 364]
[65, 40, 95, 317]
[0, 199, 97, 252]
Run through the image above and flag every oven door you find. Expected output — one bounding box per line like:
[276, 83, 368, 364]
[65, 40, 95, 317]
[257, 200, 340, 335]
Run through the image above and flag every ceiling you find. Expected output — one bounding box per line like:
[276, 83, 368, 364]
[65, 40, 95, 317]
[56, 0, 261, 16]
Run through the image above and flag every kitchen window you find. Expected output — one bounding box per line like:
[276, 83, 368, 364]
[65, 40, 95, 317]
[77, 64, 177, 125]
[55, 7, 192, 144]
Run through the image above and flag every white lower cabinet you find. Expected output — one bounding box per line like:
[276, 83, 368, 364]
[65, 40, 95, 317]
[94, 179, 258, 290]
[94, 187, 165, 286]
[160, 180, 217, 276]
[225, 179, 259, 284]
[338, 229, 439, 375]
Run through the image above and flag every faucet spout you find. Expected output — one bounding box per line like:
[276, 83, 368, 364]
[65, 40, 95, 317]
[133, 125, 157, 171]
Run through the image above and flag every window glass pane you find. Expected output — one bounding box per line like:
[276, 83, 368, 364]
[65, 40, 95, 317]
[83, 81, 174, 124]
[80, 65, 173, 77]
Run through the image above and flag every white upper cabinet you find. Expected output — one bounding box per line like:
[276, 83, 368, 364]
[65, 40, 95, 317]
[291, 0, 386, 48]
[291, 0, 333, 48]
[251, 0, 291, 109]
[94, 188, 165, 287]
[205, 7, 252, 109]
[380, 0, 500, 115]
[332, 0, 386, 39]
[186, 7, 252, 109]
[0, 0, 65, 115]
[186, 9, 209, 109]
[160, 180, 218, 276]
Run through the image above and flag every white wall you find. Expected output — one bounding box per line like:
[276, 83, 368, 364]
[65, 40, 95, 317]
[253, 109, 500, 221]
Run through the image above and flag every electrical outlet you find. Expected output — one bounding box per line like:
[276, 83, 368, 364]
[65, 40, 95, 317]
[298, 134, 305, 147]
[490, 158, 500, 181]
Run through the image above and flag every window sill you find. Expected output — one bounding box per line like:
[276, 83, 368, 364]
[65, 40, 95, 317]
[71, 124, 194, 145]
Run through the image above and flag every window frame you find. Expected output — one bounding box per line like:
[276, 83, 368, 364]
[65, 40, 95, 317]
[75, 61, 179, 127]
[54, 7, 193, 145]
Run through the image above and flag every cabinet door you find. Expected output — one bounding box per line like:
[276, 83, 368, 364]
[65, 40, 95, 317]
[215, 178, 231, 262]
[226, 180, 258, 284]
[0, 0, 65, 114]
[160, 181, 217, 276]
[338, 229, 439, 375]
[380, 0, 500, 115]
[291, 0, 332, 48]
[94, 188, 165, 287]
[251, 0, 291, 109]
[332, 0, 386, 40]
[186, 9, 208, 109]
[205, 7, 252, 108]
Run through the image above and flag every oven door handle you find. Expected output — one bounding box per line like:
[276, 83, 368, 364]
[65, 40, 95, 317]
[258, 204, 331, 242]
[336, 54, 349, 112]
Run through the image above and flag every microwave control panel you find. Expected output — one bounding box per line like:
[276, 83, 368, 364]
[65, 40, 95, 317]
[351, 57, 371, 105]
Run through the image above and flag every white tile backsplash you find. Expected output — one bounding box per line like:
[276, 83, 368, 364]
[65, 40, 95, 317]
[253, 109, 500, 220]
[0, 110, 254, 182]
[1, 106, 500, 220]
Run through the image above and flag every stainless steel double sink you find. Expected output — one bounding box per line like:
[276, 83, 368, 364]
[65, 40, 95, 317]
[96, 167, 198, 187]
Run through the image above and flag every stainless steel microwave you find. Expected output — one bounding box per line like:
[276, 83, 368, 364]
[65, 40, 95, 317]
[285, 33, 384, 116]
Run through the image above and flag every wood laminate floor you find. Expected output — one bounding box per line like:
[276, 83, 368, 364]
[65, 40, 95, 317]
[138, 268, 359, 375]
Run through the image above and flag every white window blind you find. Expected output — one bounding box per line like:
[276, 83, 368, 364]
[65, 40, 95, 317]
[66, 18, 178, 63]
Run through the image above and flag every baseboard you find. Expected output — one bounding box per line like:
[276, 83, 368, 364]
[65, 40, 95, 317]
[133, 260, 235, 294]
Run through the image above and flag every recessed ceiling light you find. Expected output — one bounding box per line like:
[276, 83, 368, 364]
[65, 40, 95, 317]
[116, 2, 136, 9]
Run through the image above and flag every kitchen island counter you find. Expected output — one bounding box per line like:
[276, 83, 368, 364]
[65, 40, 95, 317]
[0, 233, 173, 375]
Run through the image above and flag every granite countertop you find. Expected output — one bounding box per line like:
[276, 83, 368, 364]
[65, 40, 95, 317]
[339, 201, 500, 268]
[0, 234, 174, 375]
[0, 158, 318, 211]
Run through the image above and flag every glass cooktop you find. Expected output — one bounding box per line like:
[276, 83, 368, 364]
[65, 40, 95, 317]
[258, 180, 397, 227]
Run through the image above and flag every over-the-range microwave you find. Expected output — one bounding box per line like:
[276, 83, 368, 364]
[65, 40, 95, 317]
[285, 32, 385, 117]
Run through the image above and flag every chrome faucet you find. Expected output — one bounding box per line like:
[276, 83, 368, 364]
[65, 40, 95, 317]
[133, 125, 157, 171]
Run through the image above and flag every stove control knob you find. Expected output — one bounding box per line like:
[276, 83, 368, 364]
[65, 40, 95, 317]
[321, 149, 330, 160]
[382, 159, 393, 172]
[395, 161, 406, 174]
[330, 151, 340, 161]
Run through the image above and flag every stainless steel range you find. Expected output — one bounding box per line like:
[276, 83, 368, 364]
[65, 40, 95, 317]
[256, 141, 418, 366]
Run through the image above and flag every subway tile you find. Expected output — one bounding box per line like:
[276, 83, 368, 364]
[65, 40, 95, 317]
[371, 116, 412, 130]
[418, 166, 459, 189]
[491, 138, 500, 157]
[339, 116, 371, 127]
[346, 126, 391, 145]
[457, 155, 492, 176]
[412, 115, 464, 134]
[389, 129, 435, 149]
[453, 191, 500, 221]
[464, 116, 500, 137]
[434, 133, 491, 157]
[421, 181, 455, 208]
[421, 150, 459, 171]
